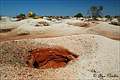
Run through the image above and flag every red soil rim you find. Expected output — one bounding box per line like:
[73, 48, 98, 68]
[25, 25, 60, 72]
[26, 46, 79, 69]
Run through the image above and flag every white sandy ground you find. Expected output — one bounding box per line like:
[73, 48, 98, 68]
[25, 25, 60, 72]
[0, 18, 51, 30]
[0, 18, 120, 79]
[10, 23, 84, 36]
[0, 18, 120, 41]
[0, 21, 19, 30]
[0, 18, 87, 41]
[84, 22, 120, 40]
[0, 34, 120, 80]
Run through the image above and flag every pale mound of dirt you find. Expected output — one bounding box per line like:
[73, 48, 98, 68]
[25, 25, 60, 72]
[67, 21, 90, 27]
[85, 22, 120, 40]
[0, 34, 119, 79]
[26, 46, 78, 69]
[0, 22, 19, 30]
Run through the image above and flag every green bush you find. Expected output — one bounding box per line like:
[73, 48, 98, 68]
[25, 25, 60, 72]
[16, 13, 26, 20]
[105, 15, 111, 18]
[74, 13, 83, 17]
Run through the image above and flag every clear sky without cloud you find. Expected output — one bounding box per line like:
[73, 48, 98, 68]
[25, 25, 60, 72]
[0, 0, 120, 16]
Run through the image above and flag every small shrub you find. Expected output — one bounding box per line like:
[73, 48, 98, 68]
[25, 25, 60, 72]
[74, 13, 83, 18]
[16, 13, 26, 20]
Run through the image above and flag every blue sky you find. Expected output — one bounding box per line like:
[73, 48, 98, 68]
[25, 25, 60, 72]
[0, 0, 120, 16]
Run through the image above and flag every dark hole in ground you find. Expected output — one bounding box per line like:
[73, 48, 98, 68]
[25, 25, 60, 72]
[26, 46, 79, 69]
[18, 32, 30, 36]
[33, 61, 39, 68]
[0, 29, 13, 33]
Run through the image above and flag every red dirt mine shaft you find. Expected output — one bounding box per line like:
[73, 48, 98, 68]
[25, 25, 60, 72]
[26, 46, 79, 69]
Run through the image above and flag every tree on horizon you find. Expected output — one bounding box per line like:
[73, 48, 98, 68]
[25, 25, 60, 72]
[74, 13, 83, 18]
[90, 6, 103, 20]
[27, 11, 36, 18]
[16, 13, 26, 19]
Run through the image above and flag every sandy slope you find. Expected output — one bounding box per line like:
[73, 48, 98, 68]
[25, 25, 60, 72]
[85, 22, 120, 40]
[0, 19, 86, 41]
[0, 18, 120, 79]
[0, 34, 120, 80]
[0, 19, 120, 41]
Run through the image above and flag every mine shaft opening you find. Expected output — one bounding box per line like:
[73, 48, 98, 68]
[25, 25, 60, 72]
[26, 46, 79, 69]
